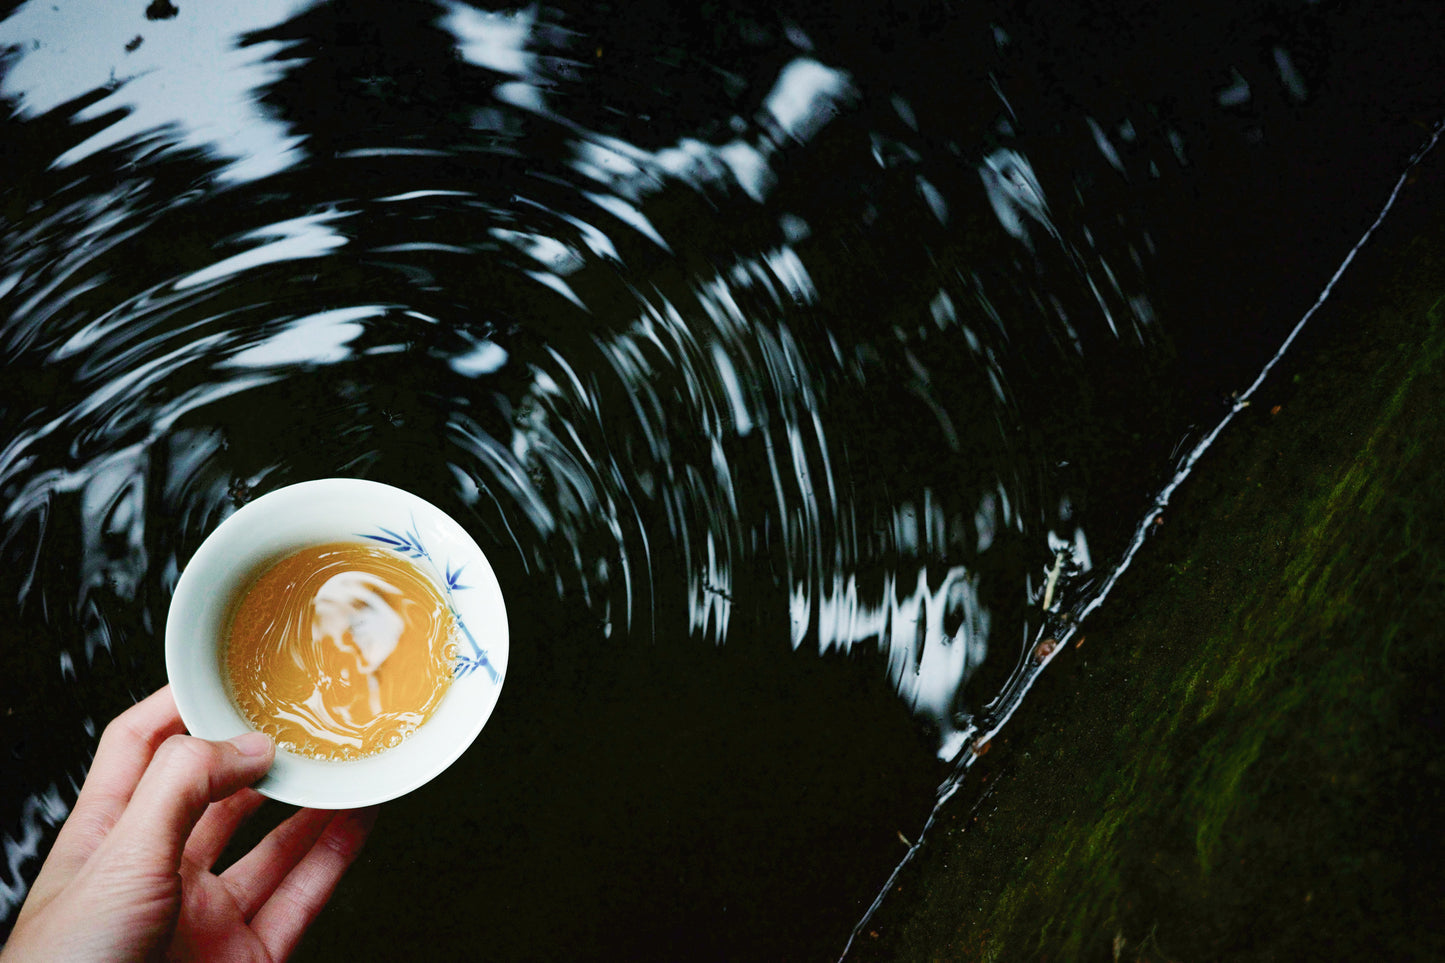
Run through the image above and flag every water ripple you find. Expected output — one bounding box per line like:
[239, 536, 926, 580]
[3, 0, 1439, 956]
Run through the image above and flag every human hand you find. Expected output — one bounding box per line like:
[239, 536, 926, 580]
[2, 686, 376, 962]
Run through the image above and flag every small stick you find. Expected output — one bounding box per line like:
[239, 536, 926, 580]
[1041, 550, 1066, 610]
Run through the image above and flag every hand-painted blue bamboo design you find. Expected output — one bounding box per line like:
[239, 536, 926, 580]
[361, 519, 501, 684]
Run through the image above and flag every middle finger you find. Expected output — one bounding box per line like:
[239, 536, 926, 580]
[184, 787, 269, 871]
[219, 806, 336, 921]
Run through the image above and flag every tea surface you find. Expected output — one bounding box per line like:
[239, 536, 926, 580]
[225, 542, 455, 760]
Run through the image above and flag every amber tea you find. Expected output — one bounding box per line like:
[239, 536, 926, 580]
[224, 542, 456, 760]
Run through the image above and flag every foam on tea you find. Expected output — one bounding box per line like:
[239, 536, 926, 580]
[224, 542, 455, 760]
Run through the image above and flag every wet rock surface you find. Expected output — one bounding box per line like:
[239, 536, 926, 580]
[851, 148, 1445, 963]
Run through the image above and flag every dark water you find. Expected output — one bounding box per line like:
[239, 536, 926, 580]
[2, 1, 1442, 959]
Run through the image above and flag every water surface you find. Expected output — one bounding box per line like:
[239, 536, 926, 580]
[2, 1, 1442, 958]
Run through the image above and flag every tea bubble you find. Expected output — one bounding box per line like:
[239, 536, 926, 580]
[224, 542, 457, 760]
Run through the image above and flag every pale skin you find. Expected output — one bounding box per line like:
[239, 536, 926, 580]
[2, 686, 376, 962]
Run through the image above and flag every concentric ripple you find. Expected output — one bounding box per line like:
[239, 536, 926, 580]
[3, 1, 1442, 958]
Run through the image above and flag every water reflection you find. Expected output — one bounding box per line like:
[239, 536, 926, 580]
[0, 0, 316, 181]
[2, 0, 1441, 957]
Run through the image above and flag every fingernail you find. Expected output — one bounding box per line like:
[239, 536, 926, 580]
[229, 731, 273, 757]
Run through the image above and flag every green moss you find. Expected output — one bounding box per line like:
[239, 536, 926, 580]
[854, 217, 1445, 962]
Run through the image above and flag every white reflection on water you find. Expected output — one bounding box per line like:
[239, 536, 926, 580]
[798, 563, 989, 761]
[441, 2, 535, 77]
[0, 784, 70, 921]
[176, 210, 352, 291]
[0, 0, 320, 182]
[220, 306, 380, 369]
[765, 59, 856, 144]
[978, 147, 1053, 251]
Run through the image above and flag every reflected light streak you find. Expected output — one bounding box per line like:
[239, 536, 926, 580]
[0, 0, 320, 182]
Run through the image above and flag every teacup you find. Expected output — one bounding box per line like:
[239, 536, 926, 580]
[165, 478, 508, 808]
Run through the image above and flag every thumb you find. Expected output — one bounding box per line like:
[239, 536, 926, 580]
[104, 731, 275, 871]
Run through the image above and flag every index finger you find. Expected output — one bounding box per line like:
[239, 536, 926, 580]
[32, 687, 186, 895]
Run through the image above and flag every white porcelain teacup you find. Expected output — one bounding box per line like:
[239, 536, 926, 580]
[165, 478, 508, 808]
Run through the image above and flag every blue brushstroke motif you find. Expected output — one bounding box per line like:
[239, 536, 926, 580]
[362, 525, 427, 558]
[360, 516, 500, 685]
